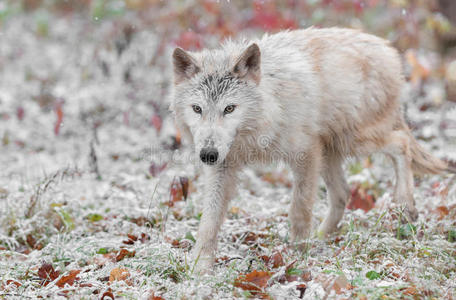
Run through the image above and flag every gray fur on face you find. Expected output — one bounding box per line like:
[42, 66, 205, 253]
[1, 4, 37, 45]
[198, 73, 243, 103]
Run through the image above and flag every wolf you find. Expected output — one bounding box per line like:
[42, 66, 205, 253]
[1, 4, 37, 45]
[169, 28, 452, 273]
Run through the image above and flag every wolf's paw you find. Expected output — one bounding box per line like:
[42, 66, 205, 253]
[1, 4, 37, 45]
[404, 206, 418, 222]
[316, 222, 338, 239]
[190, 252, 214, 276]
[290, 223, 310, 245]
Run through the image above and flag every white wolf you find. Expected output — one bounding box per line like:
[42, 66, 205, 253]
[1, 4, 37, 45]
[169, 28, 452, 273]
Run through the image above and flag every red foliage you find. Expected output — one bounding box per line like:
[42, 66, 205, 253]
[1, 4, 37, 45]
[347, 183, 375, 212]
[175, 31, 203, 51]
[250, 0, 297, 31]
[234, 270, 272, 297]
[38, 263, 60, 286]
[54, 101, 64, 136]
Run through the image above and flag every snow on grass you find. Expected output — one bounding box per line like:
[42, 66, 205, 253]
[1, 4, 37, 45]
[1, 10, 455, 300]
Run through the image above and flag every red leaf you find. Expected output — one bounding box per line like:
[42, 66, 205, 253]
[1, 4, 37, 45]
[54, 101, 64, 136]
[56, 270, 81, 288]
[38, 263, 60, 286]
[140, 233, 150, 243]
[269, 251, 285, 268]
[250, 0, 297, 31]
[17, 106, 24, 121]
[150, 114, 162, 132]
[433, 206, 449, 220]
[179, 177, 189, 200]
[101, 289, 115, 300]
[149, 162, 167, 177]
[116, 249, 135, 262]
[122, 234, 138, 245]
[175, 31, 203, 51]
[234, 270, 272, 296]
[347, 183, 375, 212]
[167, 177, 190, 206]
[6, 280, 21, 288]
[296, 283, 307, 299]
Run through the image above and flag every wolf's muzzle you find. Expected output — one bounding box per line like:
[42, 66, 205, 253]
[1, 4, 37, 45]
[200, 148, 218, 165]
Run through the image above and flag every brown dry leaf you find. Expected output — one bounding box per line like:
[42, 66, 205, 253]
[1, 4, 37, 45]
[6, 280, 21, 288]
[140, 232, 150, 243]
[116, 249, 135, 262]
[148, 290, 166, 300]
[101, 289, 115, 300]
[296, 283, 307, 299]
[109, 268, 130, 282]
[168, 178, 184, 206]
[26, 234, 43, 250]
[269, 252, 285, 268]
[122, 234, 138, 245]
[433, 206, 449, 220]
[315, 273, 351, 295]
[38, 263, 60, 286]
[261, 171, 292, 188]
[179, 176, 189, 200]
[402, 286, 418, 296]
[347, 183, 375, 212]
[405, 50, 430, 84]
[234, 270, 272, 296]
[56, 270, 81, 288]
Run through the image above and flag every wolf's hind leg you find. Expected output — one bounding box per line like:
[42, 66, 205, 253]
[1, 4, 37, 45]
[381, 130, 418, 220]
[289, 144, 322, 243]
[318, 152, 349, 237]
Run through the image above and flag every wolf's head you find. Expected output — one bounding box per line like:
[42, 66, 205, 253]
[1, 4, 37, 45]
[170, 43, 262, 166]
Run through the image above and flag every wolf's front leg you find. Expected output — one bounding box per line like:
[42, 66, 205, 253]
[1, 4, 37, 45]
[289, 146, 322, 243]
[192, 165, 238, 274]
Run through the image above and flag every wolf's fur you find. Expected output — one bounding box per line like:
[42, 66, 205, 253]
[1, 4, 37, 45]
[170, 28, 450, 273]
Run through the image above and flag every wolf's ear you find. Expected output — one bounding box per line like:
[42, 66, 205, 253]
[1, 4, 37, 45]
[172, 48, 200, 84]
[232, 43, 261, 84]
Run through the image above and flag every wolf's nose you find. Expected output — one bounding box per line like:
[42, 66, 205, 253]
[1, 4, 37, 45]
[200, 148, 219, 165]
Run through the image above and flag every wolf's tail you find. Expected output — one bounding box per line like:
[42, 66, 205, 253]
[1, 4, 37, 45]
[408, 132, 455, 175]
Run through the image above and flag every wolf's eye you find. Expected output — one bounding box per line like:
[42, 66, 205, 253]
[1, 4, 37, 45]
[224, 105, 236, 115]
[192, 105, 202, 114]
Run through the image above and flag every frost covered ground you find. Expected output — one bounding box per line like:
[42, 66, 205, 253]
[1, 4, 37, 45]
[1, 4, 456, 300]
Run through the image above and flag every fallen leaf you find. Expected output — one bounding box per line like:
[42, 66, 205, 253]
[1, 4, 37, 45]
[101, 289, 115, 300]
[261, 171, 292, 188]
[122, 234, 138, 245]
[402, 286, 418, 296]
[140, 232, 150, 243]
[150, 114, 162, 132]
[148, 290, 165, 300]
[296, 283, 306, 299]
[38, 263, 60, 286]
[54, 100, 64, 136]
[179, 176, 189, 200]
[149, 162, 167, 177]
[5, 280, 21, 288]
[116, 249, 135, 262]
[16, 106, 24, 121]
[433, 206, 449, 220]
[56, 270, 81, 288]
[269, 251, 285, 268]
[26, 234, 43, 250]
[234, 270, 272, 295]
[405, 50, 430, 84]
[168, 178, 184, 206]
[109, 268, 130, 282]
[347, 183, 375, 212]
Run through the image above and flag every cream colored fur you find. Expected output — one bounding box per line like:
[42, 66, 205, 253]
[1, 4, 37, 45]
[170, 28, 450, 273]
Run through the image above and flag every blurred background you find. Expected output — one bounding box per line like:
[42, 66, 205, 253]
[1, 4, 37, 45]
[0, 0, 455, 174]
